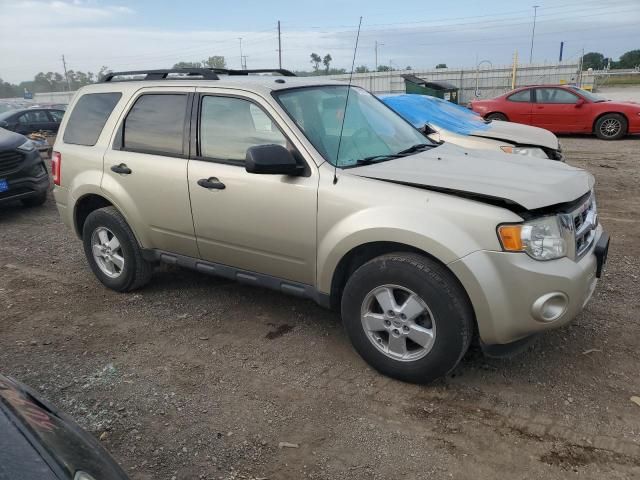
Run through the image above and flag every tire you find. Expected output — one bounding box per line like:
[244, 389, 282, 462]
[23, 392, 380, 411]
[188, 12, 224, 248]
[341, 253, 474, 384]
[21, 191, 47, 207]
[82, 206, 153, 292]
[486, 112, 508, 122]
[595, 113, 627, 140]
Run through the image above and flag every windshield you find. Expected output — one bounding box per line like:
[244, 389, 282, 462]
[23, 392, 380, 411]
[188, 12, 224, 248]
[568, 86, 606, 102]
[274, 86, 432, 167]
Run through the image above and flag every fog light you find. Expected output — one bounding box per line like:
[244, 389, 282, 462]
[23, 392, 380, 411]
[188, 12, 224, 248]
[531, 292, 568, 322]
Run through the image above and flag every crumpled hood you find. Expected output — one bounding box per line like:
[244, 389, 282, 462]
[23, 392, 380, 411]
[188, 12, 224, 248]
[467, 120, 559, 150]
[348, 142, 593, 210]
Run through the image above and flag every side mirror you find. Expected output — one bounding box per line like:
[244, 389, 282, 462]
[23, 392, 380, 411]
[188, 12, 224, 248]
[575, 98, 586, 108]
[0, 120, 8, 128]
[245, 144, 301, 175]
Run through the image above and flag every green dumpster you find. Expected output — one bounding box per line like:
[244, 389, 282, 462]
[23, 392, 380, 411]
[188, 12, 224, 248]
[402, 74, 460, 104]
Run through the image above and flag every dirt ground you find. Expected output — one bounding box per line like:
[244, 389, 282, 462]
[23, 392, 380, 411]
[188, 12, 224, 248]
[1, 136, 639, 480]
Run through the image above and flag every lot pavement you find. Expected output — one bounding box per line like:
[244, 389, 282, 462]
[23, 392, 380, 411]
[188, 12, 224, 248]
[1, 136, 639, 480]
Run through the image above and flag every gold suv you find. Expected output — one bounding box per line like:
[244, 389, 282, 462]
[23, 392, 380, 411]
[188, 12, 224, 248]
[53, 69, 609, 383]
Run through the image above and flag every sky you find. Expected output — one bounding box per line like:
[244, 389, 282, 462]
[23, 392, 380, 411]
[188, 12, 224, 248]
[1, 0, 639, 83]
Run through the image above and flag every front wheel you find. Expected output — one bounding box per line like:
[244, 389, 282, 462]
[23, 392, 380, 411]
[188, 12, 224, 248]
[595, 113, 627, 140]
[341, 253, 474, 384]
[82, 206, 153, 292]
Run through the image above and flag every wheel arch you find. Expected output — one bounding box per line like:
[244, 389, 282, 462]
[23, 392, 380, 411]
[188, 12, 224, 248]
[328, 241, 477, 328]
[485, 111, 508, 121]
[592, 111, 629, 133]
[73, 193, 113, 238]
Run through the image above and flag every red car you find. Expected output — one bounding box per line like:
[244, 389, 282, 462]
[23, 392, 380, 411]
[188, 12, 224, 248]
[470, 85, 640, 140]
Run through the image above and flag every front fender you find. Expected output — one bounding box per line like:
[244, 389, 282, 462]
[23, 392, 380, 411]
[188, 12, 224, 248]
[316, 205, 493, 294]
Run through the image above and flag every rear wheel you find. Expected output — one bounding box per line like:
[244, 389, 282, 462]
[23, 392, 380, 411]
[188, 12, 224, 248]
[341, 253, 474, 384]
[82, 206, 153, 292]
[595, 113, 627, 140]
[486, 112, 508, 121]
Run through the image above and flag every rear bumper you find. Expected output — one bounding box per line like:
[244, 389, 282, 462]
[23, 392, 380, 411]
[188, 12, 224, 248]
[449, 225, 604, 345]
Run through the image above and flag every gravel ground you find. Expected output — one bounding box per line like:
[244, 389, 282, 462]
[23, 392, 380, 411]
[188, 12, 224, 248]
[1, 136, 639, 480]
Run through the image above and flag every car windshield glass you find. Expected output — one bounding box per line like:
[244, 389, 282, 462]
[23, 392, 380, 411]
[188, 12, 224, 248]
[274, 86, 433, 167]
[568, 86, 605, 102]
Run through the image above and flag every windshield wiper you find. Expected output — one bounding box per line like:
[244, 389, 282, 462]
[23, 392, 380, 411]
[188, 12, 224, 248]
[355, 143, 434, 165]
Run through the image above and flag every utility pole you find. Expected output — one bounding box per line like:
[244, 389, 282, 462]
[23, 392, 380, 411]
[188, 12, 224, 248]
[277, 21, 282, 69]
[529, 5, 539, 64]
[242, 55, 248, 69]
[374, 41, 384, 71]
[559, 41, 564, 62]
[238, 37, 243, 69]
[61, 54, 71, 91]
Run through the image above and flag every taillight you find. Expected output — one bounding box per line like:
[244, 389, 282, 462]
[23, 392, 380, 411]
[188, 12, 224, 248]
[52, 151, 61, 186]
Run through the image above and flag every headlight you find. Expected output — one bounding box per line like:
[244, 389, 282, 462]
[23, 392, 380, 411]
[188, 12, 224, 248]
[498, 216, 567, 260]
[500, 145, 549, 159]
[17, 139, 36, 152]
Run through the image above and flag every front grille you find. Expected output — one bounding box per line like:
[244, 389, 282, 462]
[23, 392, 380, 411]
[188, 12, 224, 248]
[0, 150, 24, 175]
[562, 193, 597, 259]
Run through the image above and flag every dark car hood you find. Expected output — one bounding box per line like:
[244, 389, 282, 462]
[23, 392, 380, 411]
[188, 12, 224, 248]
[0, 374, 129, 480]
[0, 127, 27, 149]
[348, 142, 593, 211]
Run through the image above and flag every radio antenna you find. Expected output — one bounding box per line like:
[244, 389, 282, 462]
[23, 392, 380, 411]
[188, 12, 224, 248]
[333, 16, 363, 185]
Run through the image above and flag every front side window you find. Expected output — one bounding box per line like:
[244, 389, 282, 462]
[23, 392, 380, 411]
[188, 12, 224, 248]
[507, 90, 531, 103]
[535, 88, 579, 104]
[275, 86, 430, 167]
[199, 96, 287, 162]
[123, 94, 188, 156]
[64, 92, 122, 146]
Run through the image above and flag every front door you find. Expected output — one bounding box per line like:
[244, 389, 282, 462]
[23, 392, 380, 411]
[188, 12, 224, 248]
[15, 110, 51, 135]
[102, 88, 199, 257]
[531, 88, 583, 132]
[188, 90, 318, 285]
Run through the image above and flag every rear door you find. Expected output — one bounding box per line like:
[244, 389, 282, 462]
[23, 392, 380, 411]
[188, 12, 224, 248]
[102, 87, 199, 257]
[531, 88, 581, 132]
[47, 109, 65, 132]
[187, 88, 318, 284]
[502, 89, 533, 124]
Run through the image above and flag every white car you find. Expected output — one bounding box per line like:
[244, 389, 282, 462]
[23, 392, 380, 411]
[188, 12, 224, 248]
[381, 94, 563, 161]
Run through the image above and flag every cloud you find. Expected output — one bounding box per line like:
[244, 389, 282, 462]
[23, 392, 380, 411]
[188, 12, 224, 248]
[0, 1, 638, 84]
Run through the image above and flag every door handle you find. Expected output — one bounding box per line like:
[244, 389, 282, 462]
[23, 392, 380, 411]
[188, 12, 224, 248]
[198, 177, 226, 190]
[111, 163, 132, 175]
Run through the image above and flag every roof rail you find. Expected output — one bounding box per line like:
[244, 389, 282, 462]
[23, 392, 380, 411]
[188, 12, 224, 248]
[102, 68, 220, 82]
[211, 68, 296, 77]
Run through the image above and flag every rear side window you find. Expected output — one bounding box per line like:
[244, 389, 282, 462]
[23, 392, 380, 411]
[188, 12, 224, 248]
[123, 94, 188, 156]
[507, 90, 531, 102]
[63, 93, 122, 146]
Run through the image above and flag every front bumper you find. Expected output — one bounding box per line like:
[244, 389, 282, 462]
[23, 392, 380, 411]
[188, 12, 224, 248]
[449, 225, 605, 345]
[0, 149, 49, 205]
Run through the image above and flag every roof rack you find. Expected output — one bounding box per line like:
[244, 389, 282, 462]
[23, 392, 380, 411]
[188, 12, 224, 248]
[210, 68, 296, 77]
[102, 69, 219, 82]
[102, 68, 296, 83]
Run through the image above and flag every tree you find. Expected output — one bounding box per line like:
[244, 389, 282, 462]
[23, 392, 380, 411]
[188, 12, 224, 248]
[323, 54, 332, 73]
[435, 63, 447, 69]
[581, 52, 605, 70]
[355, 65, 369, 73]
[97, 66, 113, 82]
[405, 66, 412, 71]
[376, 65, 391, 72]
[172, 61, 202, 69]
[310, 53, 322, 71]
[202, 56, 226, 69]
[617, 49, 640, 69]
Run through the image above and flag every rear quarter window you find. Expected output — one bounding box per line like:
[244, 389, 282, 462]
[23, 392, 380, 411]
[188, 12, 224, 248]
[63, 92, 122, 146]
